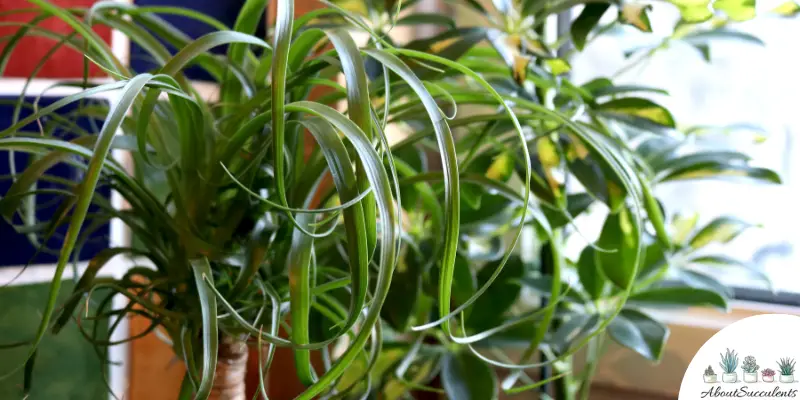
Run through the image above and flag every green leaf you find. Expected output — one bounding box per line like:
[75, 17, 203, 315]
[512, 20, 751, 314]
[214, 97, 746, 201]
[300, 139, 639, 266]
[677, 269, 734, 299]
[635, 238, 667, 282]
[608, 309, 669, 361]
[660, 163, 781, 184]
[640, 178, 671, 250]
[191, 258, 219, 400]
[441, 352, 498, 400]
[620, 4, 653, 32]
[592, 84, 669, 98]
[692, 43, 711, 62]
[452, 255, 477, 307]
[629, 287, 728, 311]
[541, 193, 595, 229]
[461, 183, 483, 210]
[682, 29, 764, 47]
[326, 28, 377, 260]
[288, 28, 326, 72]
[571, 3, 611, 51]
[597, 97, 676, 127]
[690, 255, 773, 290]
[689, 216, 752, 249]
[577, 247, 606, 300]
[381, 249, 424, 331]
[713, 0, 756, 21]
[595, 207, 641, 289]
[549, 313, 600, 353]
[288, 214, 316, 385]
[652, 151, 750, 175]
[467, 256, 524, 331]
[405, 28, 487, 78]
[564, 133, 627, 210]
[636, 135, 682, 167]
[396, 13, 456, 28]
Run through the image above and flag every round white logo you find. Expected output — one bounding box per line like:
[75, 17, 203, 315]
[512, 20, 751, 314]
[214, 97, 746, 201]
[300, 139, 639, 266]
[680, 314, 800, 399]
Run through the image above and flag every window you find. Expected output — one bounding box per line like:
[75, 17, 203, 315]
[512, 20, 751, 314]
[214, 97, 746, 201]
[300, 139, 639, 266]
[568, 4, 800, 298]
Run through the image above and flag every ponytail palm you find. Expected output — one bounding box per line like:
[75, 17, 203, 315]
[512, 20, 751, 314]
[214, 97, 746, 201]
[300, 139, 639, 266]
[1, 0, 504, 398]
[1, 0, 434, 398]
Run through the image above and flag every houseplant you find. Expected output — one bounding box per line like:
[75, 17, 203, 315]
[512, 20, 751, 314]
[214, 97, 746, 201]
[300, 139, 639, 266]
[704, 366, 717, 384]
[0, 0, 785, 399]
[0, 0, 480, 398]
[762, 368, 776, 383]
[778, 358, 796, 383]
[720, 349, 739, 383]
[376, 0, 781, 398]
[742, 356, 759, 383]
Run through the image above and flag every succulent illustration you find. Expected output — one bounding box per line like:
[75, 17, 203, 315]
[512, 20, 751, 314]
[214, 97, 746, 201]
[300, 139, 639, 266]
[778, 358, 796, 376]
[762, 368, 776, 377]
[720, 348, 739, 374]
[705, 366, 716, 376]
[742, 356, 759, 373]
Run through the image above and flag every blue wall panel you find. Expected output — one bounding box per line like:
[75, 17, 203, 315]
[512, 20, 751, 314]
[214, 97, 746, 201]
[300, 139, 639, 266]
[0, 97, 111, 267]
[130, 0, 265, 81]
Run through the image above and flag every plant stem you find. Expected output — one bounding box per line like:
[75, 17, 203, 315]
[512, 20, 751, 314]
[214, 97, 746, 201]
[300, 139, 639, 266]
[209, 334, 249, 400]
[578, 334, 605, 400]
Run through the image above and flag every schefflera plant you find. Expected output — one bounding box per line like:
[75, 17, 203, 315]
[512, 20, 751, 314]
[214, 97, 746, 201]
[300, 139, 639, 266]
[327, 0, 784, 399]
[0, 0, 526, 399]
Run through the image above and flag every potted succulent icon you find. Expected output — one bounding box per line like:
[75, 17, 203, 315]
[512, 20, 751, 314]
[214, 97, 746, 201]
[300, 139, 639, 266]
[720, 348, 740, 383]
[763, 368, 777, 383]
[704, 366, 718, 383]
[778, 358, 796, 383]
[743, 356, 760, 383]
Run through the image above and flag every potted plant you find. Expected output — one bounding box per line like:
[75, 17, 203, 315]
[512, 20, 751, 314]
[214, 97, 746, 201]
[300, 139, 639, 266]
[0, 0, 786, 399]
[720, 349, 740, 383]
[704, 366, 718, 383]
[779, 358, 796, 383]
[1, 0, 480, 398]
[743, 356, 759, 383]
[763, 368, 776, 383]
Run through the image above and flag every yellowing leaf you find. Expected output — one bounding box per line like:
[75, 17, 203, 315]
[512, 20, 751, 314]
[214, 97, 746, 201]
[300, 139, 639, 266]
[536, 137, 563, 198]
[773, 1, 800, 15]
[430, 37, 461, 53]
[513, 54, 530, 83]
[620, 3, 653, 32]
[689, 217, 752, 249]
[545, 58, 571, 75]
[537, 137, 560, 167]
[486, 152, 514, 181]
[670, 0, 713, 22]
[714, 0, 756, 21]
[597, 97, 676, 127]
[565, 133, 590, 160]
[671, 213, 699, 244]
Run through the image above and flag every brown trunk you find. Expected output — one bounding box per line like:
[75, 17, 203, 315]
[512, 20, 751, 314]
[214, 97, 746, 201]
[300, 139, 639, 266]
[210, 335, 249, 400]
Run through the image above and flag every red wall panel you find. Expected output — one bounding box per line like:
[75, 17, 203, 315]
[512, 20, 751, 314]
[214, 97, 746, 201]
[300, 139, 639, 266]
[0, 0, 112, 78]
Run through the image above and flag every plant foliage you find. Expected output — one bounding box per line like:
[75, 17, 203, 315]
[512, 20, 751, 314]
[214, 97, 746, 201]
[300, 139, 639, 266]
[0, 0, 787, 398]
[743, 355, 759, 374]
[720, 348, 739, 374]
[779, 358, 796, 376]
